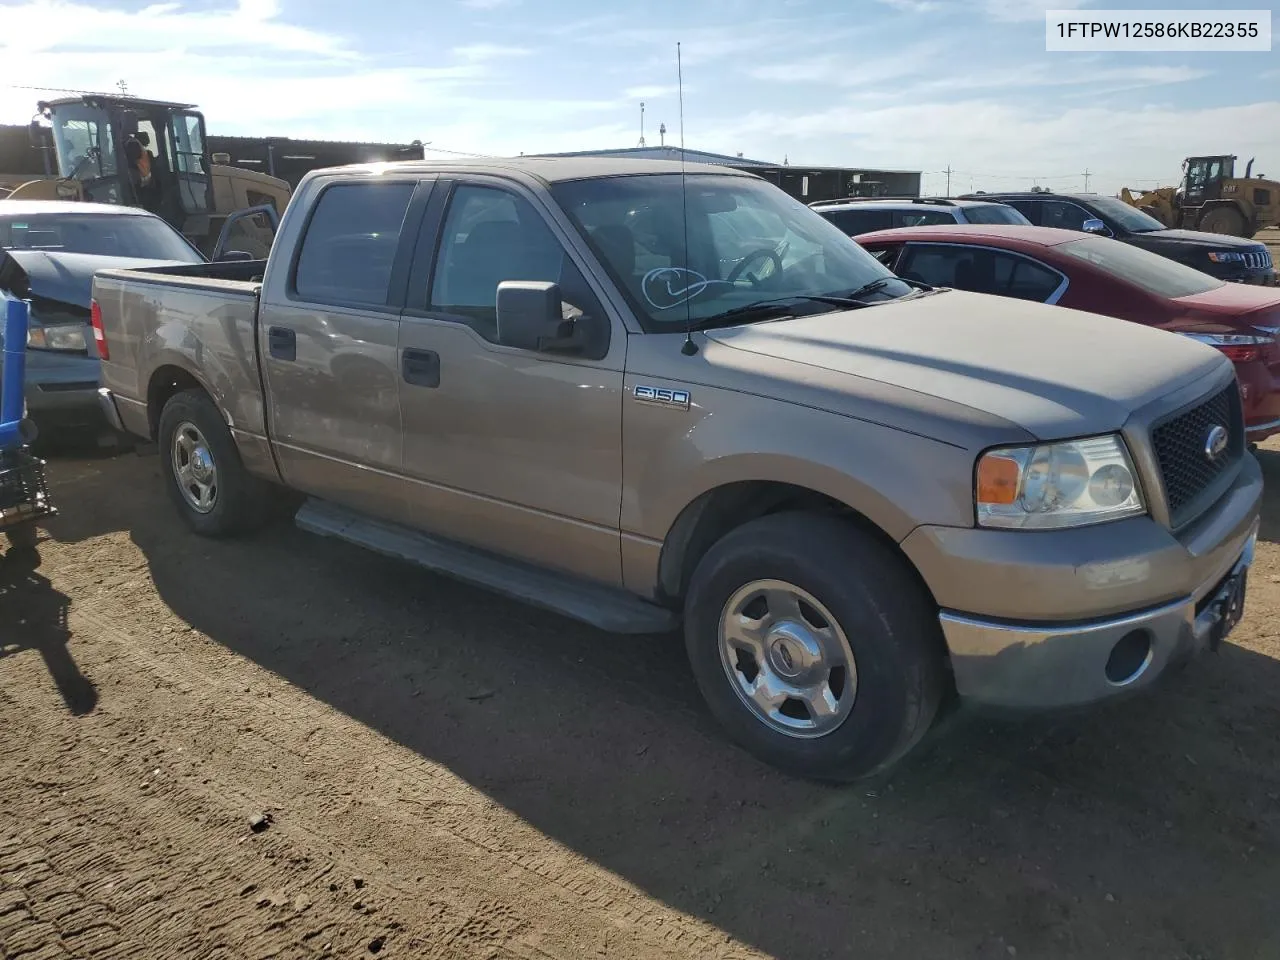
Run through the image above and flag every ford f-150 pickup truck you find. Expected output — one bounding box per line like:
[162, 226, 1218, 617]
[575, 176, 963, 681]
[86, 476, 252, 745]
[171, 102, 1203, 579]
[92, 157, 1262, 781]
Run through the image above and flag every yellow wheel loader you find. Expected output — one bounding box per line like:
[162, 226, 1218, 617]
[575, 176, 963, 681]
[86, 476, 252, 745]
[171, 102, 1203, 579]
[1121, 155, 1280, 238]
[0, 96, 290, 258]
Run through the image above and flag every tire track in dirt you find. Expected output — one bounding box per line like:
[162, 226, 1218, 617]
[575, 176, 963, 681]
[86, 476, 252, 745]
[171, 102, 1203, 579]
[2, 544, 763, 960]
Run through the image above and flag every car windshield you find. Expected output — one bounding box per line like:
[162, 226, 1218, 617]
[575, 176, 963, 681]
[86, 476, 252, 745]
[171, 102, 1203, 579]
[0, 213, 203, 262]
[962, 204, 1031, 226]
[551, 174, 914, 331]
[1059, 235, 1224, 298]
[1084, 195, 1166, 233]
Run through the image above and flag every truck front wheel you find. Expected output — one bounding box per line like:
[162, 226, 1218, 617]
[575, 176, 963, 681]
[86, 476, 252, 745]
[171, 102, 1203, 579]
[158, 389, 274, 537]
[683, 512, 946, 782]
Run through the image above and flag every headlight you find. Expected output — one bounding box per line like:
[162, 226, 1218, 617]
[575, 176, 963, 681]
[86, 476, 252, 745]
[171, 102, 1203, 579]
[27, 322, 87, 352]
[976, 434, 1145, 530]
[1179, 332, 1270, 362]
[1207, 251, 1245, 263]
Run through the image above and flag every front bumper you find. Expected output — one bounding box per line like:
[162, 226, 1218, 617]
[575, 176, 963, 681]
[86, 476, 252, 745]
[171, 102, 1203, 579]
[903, 451, 1263, 711]
[18, 350, 103, 428]
[939, 526, 1256, 710]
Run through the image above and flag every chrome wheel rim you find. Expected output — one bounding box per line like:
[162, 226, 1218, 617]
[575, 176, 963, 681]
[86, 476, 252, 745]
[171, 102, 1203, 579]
[717, 579, 858, 739]
[171, 421, 218, 514]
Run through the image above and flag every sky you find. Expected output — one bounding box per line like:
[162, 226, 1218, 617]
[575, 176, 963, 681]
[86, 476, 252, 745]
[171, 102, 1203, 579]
[0, 0, 1276, 196]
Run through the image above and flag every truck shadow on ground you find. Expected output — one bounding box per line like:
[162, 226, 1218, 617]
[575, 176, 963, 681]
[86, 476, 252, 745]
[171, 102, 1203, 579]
[0, 546, 97, 716]
[89, 451, 1280, 960]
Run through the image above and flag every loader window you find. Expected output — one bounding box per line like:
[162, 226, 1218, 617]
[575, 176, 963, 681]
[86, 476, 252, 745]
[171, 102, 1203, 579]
[170, 112, 210, 214]
[50, 105, 120, 203]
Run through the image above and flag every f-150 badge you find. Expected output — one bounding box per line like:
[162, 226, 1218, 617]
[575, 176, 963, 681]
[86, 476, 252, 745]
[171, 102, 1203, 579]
[634, 384, 691, 410]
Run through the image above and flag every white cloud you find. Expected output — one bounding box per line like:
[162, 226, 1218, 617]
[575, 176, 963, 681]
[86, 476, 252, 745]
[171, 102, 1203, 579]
[3, 0, 350, 57]
[623, 85, 681, 99]
[876, 0, 944, 11]
[451, 43, 531, 62]
[978, 0, 1092, 22]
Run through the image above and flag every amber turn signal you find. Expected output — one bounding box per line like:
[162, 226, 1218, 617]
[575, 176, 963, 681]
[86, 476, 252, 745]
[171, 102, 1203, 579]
[976, 453, 1021, 505]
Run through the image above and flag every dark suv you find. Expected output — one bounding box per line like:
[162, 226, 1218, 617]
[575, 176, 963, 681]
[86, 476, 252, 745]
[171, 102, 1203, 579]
[964, 192, 1276, 285]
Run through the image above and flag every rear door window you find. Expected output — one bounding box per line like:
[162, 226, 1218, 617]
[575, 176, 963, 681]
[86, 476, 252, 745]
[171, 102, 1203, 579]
[1037, 200, 1092, 232]
[894, 210, 955, 227]
[1005, 200, 1041, 225]
[819, 208, 893, 235]
[897, 244, 1064, 302]
[293, 181, 416, 307]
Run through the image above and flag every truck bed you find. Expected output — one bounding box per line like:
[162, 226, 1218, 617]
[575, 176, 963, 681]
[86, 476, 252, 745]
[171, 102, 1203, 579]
[93, 259, 269, 450]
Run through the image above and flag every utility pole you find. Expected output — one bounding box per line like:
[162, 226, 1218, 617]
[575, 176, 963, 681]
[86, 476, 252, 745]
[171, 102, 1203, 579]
[944, 164, 953, 196]
[116, 79, 128, 96]
[637, 102, 646, 148]
[1082, 168, 1092, 192]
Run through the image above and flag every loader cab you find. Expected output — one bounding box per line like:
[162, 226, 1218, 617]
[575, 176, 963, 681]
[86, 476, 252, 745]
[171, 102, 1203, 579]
[1182, 155, 1236, 205]
[40, 96, 214, 231]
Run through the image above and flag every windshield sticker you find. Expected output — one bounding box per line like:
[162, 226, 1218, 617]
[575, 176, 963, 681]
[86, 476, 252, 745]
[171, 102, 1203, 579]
[641, 267, 732, 310]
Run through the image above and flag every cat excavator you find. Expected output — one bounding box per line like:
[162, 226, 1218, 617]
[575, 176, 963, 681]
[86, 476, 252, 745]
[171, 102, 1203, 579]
[1120, 155, 1280, 238]
[0, 95, 289, 258]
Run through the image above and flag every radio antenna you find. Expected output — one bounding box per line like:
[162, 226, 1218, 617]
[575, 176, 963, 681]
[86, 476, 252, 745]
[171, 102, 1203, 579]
[678, 41, 697, 356]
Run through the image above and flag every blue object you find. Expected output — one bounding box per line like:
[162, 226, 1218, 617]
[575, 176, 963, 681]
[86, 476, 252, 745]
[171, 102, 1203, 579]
[0, 298, 30, 449]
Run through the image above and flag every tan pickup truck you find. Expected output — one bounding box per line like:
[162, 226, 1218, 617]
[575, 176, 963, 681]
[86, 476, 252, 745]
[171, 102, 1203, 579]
[91, 158, 1261, 780]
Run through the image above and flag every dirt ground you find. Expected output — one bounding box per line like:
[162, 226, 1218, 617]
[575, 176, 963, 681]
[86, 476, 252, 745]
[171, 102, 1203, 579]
[2, 439, 1279, 960]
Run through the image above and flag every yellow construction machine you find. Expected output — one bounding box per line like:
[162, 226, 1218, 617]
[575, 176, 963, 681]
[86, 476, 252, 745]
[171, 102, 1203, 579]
[0, 95, 290, 258]
[1121, 155, 1280, 238]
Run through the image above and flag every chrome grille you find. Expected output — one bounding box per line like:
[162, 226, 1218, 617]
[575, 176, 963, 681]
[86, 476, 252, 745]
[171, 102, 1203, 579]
[1150, 384, 1243, 527]
[1244, 249, 1273, 270]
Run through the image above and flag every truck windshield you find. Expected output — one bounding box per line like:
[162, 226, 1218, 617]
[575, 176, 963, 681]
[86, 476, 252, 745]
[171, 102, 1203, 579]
[552, 174, 913, 331]
[0, 213, 204, 262]
[1059, 235, 1223, 298]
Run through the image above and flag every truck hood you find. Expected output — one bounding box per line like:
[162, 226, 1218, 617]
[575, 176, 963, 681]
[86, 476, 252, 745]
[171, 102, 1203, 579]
[705, 290, 1229, 441]
[0, 250, 195, 309]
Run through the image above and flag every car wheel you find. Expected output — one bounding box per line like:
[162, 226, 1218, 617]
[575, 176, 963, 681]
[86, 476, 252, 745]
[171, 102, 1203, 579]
[158, 389, 274, 537]
[683, 512, 946, 782]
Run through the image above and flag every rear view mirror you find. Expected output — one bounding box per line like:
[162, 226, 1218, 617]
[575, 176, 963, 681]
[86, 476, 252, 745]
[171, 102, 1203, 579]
[1082, 218, 1110, 235]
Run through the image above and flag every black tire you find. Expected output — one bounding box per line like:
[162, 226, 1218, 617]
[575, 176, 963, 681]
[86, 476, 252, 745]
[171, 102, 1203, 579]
[5, 522, 39, 552]
[157, 389, 274, 537]
[1198, 206, 1246, 237]
[683, 512, 946, 782]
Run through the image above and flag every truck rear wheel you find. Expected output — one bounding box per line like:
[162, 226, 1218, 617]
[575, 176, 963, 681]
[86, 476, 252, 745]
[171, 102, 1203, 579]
[1199, 206, 1247, 237]
[158, 389, 273, 537]
[683, 512, 945, 782]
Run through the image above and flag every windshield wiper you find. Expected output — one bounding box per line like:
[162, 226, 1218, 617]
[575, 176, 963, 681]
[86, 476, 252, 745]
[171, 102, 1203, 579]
[691, 294, 873, 331]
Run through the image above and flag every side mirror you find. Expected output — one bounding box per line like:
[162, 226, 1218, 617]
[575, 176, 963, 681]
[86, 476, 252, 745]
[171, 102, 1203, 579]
[216, 249, 255, 262]
[1082, 218, 1110, 235]
[496, 281, 582, 353]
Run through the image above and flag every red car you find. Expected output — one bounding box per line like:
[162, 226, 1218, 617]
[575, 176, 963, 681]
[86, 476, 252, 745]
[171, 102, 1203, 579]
[856, 224, 1280, 442]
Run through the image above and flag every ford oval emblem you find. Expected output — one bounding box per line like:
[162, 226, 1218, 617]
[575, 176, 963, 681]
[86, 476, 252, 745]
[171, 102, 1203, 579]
[1204, 424, 1229, 461]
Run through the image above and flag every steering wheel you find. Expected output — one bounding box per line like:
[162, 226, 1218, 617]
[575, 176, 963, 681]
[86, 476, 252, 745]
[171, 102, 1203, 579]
[727, 247, 783, 285]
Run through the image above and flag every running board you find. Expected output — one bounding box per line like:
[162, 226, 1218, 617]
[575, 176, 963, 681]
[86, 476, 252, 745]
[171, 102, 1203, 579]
[295, 499, 678, 635]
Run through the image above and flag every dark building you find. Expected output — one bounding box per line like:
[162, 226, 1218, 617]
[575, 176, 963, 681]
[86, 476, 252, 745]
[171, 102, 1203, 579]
[525, 146, 922, 203]
[206, 136, 427, 188]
